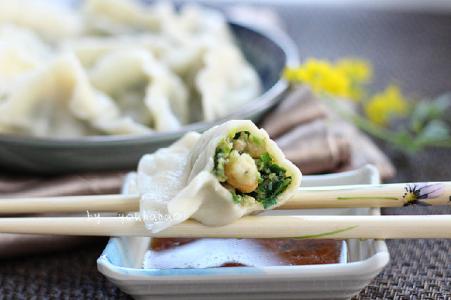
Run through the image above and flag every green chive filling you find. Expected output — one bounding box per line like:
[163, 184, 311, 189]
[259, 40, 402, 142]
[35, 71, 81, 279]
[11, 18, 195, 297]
[213, 131, 292, 209]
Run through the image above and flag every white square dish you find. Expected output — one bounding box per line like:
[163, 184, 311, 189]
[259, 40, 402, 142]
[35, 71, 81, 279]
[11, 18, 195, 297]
[98, 165, 389, 299]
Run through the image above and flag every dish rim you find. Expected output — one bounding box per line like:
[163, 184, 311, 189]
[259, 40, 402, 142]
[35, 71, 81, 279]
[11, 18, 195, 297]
[0, 19, 299, 147]
[97, 240, 389, 281]
[97, 247, 389, 281]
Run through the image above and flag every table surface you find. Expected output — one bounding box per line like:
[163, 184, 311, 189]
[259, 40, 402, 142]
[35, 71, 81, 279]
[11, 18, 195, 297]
[0, 4, 450, 299]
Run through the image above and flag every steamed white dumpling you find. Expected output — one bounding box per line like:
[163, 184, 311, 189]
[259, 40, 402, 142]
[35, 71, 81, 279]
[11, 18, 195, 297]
[80, 2, 234, 74]
[0, 54, 150, 137]
[0, 0, 82, 42]
[144, 60, 190, 131]
[195, 45, 261, 121]
[155, 4, 234, 74]
[176, 4, 233, 45]
[0, 25, 52, 98]
[83, 0, 164, 34]
[90, 48, 189, 131]
[62, 37, 121, 68]
[138, 120, 302, 232]
[63, 34, 202, 74]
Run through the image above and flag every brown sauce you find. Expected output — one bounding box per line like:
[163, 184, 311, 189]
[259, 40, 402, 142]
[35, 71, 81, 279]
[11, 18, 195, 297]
[143, 238, 344, 269]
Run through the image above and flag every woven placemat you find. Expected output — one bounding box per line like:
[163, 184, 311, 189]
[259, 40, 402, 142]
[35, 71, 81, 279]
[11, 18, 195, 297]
[0, 241, 129, 300]
[357, 239, 451, 299]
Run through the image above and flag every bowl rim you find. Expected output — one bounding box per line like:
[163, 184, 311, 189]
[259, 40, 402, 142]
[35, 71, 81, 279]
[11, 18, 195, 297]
[0, 19, 299, 148]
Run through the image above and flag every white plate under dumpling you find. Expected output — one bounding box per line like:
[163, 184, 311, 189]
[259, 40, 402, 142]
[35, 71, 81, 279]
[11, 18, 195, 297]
[97, 165, 389, 300]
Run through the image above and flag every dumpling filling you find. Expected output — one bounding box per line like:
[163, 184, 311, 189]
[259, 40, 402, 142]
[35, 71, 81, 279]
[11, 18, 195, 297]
[213, 131, 293, 208]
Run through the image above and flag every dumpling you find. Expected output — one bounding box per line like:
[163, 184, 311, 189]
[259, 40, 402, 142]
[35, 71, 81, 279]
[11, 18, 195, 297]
[82, 0, 164, 34]
[143, 56, 190, 131]
[61, 37, 121, 68]
[175, 4, 233, 45]
[79, 2, 235, 75]
[195, 45, 261, 121]
[0, 54, 151, 137]
[0, 25, 52, 98]
[63, 33, 200, 75]
[138, 120, 302, 232]
[89, 48, 189, 131]
[0, 0, 82, 42]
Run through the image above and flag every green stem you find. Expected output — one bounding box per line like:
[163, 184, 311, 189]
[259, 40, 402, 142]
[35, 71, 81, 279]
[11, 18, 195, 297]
[294, 225, 358, 239]
[324, 97, 451, 151]
[337, 196, 399, 200]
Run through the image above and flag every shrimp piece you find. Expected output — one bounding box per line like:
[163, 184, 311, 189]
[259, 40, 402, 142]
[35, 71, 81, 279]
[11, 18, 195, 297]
[232, 133, 264, 157]
[246, 142, 265, 158]
[224, 150, 259, 193]
[232, 138, 246, 152]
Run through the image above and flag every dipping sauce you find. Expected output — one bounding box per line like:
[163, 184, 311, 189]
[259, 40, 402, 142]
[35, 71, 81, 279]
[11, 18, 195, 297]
[143, 238, 344, 269]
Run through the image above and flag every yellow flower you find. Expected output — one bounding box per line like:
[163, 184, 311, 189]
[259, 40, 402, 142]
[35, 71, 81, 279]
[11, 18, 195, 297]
[336, 58, 372, 100]
[364, 85, 409, 126]
[336, 58, 372, 83]
[282, 68, 300, 82]
[283, 58, 372, 101]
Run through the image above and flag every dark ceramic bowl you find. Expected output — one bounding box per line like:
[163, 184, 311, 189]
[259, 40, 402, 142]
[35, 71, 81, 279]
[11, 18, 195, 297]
[0, 21, 299, 174]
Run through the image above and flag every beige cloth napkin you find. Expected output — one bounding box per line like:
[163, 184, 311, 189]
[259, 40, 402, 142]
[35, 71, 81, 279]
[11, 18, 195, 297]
[0, 86, 395, 257]
[0, 172, 125, 197]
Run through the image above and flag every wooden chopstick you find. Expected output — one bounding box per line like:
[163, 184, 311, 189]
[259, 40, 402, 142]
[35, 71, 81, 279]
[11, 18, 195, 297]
[287, 182, 451, 209]
[0, 194, 140, 214]
[0, 215, 449, 239]
[0, 182, 449, 214]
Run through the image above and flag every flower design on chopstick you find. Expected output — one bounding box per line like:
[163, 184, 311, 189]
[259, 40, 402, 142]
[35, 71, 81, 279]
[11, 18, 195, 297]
[402, 183, 445, 206]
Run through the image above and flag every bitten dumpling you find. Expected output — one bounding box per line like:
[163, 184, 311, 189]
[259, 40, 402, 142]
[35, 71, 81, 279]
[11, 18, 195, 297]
[138, 120, 302, 232]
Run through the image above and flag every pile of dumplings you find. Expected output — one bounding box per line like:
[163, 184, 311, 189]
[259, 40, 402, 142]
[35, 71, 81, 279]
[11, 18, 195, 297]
[0, 0, 261, 138]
